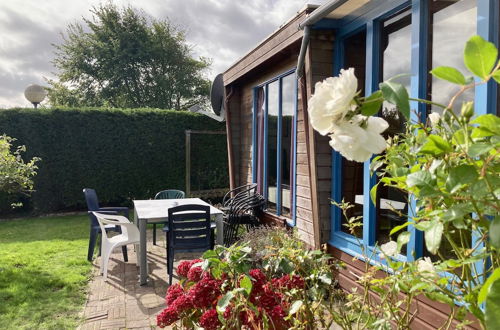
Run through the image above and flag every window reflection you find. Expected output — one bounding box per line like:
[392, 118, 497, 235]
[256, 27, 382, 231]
[266, 81, 279, 212]
[377, 9, 411, 250]
[431, 0, 477, 114]
[425, 0, 476, 262]
[281, 74, 295, 216]
[340, 28, 366, 237]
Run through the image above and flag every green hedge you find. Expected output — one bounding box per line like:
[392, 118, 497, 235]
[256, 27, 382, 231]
[0, 107, 228, 213]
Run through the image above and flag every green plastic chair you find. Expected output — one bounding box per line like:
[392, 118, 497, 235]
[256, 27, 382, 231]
[153, 189, 185, 245]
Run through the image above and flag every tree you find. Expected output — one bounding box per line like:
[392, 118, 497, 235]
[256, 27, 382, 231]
[0, 135, 39, 196]
[48, 4, 211, 110]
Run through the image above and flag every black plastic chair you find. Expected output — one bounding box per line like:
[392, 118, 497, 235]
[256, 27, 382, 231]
[83, 188, 129, 262]
[153, 189, 185, 245]
[221, 184, 257, 211]
[162, 204, 212, 285]
[223, 192, 265, 247]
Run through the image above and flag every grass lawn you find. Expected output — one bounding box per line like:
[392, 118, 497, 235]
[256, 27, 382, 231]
[0, 214, 92, 329]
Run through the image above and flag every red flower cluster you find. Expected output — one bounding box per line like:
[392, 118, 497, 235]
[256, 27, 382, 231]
[188, 277, 222, 308]
[187, 265, 203, 282]
[259, 284, 283, 312]
[273, 274, 305, 290]
[249, 269, 267, 294]
[176, 259, 202, 278]
[157, 307, 178, 328]
[158, 293, 194, 327]
[199, 309, 221, 330]
[171, 294, 193, 312]
[158, 261, 307, 329]
[165, 283, 183, 305]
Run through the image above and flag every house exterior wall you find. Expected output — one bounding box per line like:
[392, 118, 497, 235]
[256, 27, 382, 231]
[305, 31, 335, 245]
[222, 1, 496, 327]
[226, 54, 318, 247]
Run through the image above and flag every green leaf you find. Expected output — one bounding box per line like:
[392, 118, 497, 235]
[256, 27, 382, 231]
[464, 35, 498, 79]
[419, 135, 452, 156]
[485, 278, 500, 329]
[279, 258, 294, 274]
[478, 268, 500, 304]
[240, 275, 253, 295]
[430, 66, 467, 85]
[471, 114, 500, 136]
[319, 274, 332, 285]
[370, 183, 378, 206]
[490, 216, 500, 249]
[409, 282, 429, 293]
[468, 142, 494, 157]
[360, 91, 383, 116]
[414, 221, 431, 232]
[397, 231, 411, 251]
[425, 220, 443, 255]
[203, 250, 218, 259]
[217, 292, 234, 312]
[288, 300, 303, 315]
[493, 70, 500, 84]
[390, 222, 410, 236]
[445, 165, 478, 193]
[442, 204, 470, 222]
[379, 81, 410, 120]
[407, 170, 432, 188]
[426, 292, 454, 306]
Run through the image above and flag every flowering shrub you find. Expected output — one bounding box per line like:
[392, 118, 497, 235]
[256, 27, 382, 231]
[311, 35, 500, 329]
[308, 68, 389, 162]
[157, 229, 341, 329]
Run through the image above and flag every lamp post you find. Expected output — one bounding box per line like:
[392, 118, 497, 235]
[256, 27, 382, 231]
[24, 84, 47, 109]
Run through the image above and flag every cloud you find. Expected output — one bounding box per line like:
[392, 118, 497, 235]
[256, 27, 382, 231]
[0, 0, 325, 107]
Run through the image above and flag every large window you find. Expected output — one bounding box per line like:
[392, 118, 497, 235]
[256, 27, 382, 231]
[330, 0, 497, 262]
[253, 70, 298, 220]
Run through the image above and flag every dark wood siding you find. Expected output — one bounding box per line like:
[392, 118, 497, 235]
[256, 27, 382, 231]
[225, 53, 317, 247]
[329, 246, 480, 329]
[222, 6, 479, 327]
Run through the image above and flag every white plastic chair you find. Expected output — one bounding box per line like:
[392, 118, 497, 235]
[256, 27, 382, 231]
[92, 212, 140, 281]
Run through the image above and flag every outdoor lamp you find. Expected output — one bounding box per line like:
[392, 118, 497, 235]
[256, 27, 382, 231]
[24, 84, 47, 109]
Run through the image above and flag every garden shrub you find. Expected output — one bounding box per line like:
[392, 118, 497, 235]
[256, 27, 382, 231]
[0, 107, 227, 213]
[157, 228, 343, 329]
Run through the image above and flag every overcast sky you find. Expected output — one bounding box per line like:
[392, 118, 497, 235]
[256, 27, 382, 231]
[0, 0, 327, 108]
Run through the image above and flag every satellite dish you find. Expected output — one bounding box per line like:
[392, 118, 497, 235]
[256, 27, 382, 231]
[210, 73, 224, 116]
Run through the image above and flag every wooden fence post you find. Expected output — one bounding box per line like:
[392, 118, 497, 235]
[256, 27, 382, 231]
[185, 130, 191, 197]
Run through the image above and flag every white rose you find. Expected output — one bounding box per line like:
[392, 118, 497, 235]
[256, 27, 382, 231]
[417, 257, 436, 278]
[328, 115, 389, 162]
[380, 241, 398, 257]
[428, 112, 440, 127]
[308, 68, 358, 135]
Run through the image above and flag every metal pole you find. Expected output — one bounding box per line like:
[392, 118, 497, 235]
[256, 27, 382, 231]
[185, 130, 191, 197]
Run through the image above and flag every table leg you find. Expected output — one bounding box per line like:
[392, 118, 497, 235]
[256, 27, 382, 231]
[138, 214, 148, 285]
[215, 214, 223, 246]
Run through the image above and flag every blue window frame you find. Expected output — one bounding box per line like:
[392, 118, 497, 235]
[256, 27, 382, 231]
[252, 69, 298, 225]
[328, 0, 499, 264]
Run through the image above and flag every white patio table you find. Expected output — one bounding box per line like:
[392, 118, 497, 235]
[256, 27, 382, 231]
[133, 198, 224, 285]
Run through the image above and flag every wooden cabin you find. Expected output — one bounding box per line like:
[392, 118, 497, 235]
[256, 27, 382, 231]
[222, 0, 498, 328]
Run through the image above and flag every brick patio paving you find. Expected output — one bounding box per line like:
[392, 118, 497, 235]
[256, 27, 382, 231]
[78, 230, 199, 330]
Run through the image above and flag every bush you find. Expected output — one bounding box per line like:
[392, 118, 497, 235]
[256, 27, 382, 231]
[0, 107, 227, 213]
[157, 228, 342, 329]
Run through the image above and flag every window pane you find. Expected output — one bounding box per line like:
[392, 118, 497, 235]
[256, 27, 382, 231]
[281, 74, 295, 216]
[377, 9, 411, 250]
[256, 87, 265, 195]
[431, 0, 477, 114]
[340, 28, 366, 237]
[266, 81, 279, 212]
[424, 0, 477, 262]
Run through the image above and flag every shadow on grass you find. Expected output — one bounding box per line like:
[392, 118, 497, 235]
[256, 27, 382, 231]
[0, 214, 92, 329]
[0, 265, 87, 329]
